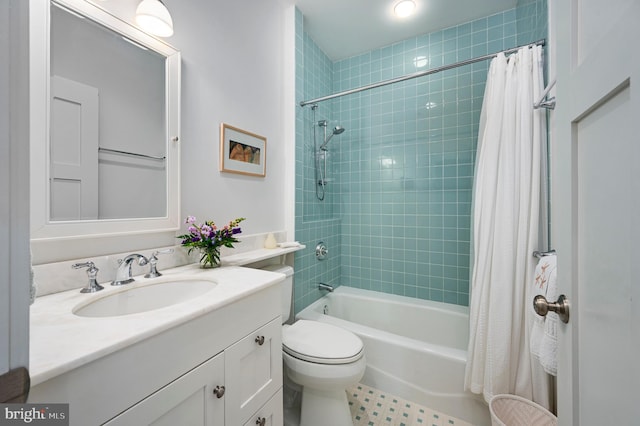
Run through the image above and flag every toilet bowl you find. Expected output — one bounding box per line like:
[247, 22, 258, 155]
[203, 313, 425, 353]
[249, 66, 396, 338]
[259, 265, 366, 426]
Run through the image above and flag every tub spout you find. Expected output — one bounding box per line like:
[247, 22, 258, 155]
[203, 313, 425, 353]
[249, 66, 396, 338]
[318, 282, 334, 292]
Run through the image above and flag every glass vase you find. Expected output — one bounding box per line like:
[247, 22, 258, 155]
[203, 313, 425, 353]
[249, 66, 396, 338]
[199, 247, 221, 269]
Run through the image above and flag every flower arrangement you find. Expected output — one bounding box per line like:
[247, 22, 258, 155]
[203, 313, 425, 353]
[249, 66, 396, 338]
[177, 216, 246, 268]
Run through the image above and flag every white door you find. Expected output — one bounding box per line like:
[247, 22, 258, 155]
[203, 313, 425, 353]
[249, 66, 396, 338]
[50, 75, 99, 220]
[554, 0, 640, 424]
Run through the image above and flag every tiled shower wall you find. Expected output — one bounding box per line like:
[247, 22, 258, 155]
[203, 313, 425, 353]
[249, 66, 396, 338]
[293, 8, 341, 313]
[294, 1, 547, 311]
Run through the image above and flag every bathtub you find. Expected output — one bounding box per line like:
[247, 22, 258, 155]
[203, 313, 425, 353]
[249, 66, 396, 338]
[297, 286, 490, 426]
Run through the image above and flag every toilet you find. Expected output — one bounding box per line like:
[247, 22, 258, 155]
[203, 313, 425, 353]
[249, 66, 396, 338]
[260, 265, 366, 426]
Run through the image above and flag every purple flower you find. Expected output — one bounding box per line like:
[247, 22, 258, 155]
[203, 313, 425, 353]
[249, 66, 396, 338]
[185, 215, 196, 224]
[201, 224, 212, 238]
[232, 227, 241, 235]
[188, 225, 198, 234]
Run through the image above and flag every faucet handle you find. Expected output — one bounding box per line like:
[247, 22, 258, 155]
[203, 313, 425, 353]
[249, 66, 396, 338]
[72, 262, 104, 293]
[72, 261, 94, 270]
[153, 248, 174, 257]
[145, 248, 174, 278]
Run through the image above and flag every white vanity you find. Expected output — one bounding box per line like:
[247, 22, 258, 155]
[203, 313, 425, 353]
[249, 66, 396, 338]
[29, 265, 285, 425]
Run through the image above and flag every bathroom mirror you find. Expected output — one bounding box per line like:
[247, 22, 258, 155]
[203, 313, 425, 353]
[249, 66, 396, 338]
[30, 0, 180, 261]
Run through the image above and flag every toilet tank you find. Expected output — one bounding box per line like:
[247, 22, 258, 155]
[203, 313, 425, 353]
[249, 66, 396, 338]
[259, 264, 294, 323]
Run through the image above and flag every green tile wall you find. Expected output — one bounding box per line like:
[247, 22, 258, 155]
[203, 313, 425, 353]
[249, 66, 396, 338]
[295, 1, 547, 311]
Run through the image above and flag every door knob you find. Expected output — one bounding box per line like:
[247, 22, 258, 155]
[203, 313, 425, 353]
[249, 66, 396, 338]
[533, 294, 570, 324]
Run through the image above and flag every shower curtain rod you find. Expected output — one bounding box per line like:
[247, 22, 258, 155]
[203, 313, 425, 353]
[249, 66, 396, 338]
[300, 39, 546, 107]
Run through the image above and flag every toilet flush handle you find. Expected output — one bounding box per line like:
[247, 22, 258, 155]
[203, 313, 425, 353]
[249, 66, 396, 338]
[255, 335, 265, 345]
[256, 418, 266, 426]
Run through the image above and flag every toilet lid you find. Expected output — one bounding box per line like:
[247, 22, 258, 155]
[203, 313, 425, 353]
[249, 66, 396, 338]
[282, 320, 364, 364]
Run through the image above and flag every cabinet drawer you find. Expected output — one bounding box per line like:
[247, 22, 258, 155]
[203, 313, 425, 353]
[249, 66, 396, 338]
[225, 317, 282, 425]
[243, 387, 283, 426]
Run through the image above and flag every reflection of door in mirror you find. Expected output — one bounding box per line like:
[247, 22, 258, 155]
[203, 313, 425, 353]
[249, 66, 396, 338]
[50, 2, 167, 221]
[50, 75, 99, 221]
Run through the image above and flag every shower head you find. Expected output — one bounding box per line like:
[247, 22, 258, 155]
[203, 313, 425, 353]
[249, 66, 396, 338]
[319, 125, 345, 150]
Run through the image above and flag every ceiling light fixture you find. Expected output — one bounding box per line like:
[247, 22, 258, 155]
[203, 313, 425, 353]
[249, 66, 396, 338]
[135, 0, 174, 37]
[394, 0, 416, 18]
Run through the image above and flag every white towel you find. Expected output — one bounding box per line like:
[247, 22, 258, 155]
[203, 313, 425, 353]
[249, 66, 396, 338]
[530, 254, 557, 375]
[539, 264, 558, 376]
[277, 241, 302, 248]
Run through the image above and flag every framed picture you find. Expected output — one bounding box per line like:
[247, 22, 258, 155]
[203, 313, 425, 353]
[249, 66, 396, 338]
[220, 123, 267, 177]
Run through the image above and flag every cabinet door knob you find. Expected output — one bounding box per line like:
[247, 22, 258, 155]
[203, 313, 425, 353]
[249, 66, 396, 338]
[255, 335, 265, 345]
[213, 385, 225, 398]
[256, 417, 266, 426]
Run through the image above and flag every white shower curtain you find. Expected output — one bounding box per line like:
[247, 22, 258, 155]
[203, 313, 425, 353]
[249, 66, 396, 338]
[465, 45, 552, 409]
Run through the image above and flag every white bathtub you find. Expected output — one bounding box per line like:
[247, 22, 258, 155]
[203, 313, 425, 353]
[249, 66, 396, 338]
[297, 286, 490, 426]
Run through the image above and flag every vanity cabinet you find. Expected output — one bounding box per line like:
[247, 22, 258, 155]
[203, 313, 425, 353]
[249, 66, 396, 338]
[28, 274, 284, 426]
[104, 318, 282, 426]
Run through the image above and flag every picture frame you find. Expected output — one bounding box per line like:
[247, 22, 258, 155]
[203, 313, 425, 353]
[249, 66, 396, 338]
[219, 123, 267, 177]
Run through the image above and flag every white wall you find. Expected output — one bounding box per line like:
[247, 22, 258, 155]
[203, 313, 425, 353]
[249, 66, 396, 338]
[166, 0, 295, 236]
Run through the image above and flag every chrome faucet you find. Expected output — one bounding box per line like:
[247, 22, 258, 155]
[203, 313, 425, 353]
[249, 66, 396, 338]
[318, 282, 334, 292]
[112, 254, 149, 286]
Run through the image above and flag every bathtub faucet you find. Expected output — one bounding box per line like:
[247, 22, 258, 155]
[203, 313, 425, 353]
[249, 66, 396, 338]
[318, 282, 334, 292]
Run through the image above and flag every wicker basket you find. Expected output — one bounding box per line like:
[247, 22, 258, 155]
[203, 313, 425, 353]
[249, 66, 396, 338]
[489, 394, 557, 426]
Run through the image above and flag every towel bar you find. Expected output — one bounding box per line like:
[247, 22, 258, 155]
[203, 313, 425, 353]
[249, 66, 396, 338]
[533, 249, 556, 258]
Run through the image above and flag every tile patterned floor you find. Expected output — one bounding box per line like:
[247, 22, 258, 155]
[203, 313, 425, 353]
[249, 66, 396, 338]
[347, 383, 474, 426]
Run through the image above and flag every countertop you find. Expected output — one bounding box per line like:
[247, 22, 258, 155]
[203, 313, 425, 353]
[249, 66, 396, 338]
[29, 264, 286, 386]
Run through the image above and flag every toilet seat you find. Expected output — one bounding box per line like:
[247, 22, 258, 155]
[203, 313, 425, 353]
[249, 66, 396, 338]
[283, 320, 364, 365]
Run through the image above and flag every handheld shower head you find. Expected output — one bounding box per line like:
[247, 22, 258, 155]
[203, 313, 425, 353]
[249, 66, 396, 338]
[319, 125, 345, 150]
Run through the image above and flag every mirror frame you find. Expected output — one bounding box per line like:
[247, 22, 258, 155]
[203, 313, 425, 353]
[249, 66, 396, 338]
[30, 0, 181, 263]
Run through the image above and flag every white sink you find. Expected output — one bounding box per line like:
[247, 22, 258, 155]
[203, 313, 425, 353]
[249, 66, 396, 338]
[73, 278, 217, 318]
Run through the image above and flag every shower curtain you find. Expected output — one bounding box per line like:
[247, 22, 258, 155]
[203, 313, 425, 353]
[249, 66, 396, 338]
[464, 45, 552, 409]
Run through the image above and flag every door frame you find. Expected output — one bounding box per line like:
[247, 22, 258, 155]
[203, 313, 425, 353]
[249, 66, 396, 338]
[0, 0, 31, 384]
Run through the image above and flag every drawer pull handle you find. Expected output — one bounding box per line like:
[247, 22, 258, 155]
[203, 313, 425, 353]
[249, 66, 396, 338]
[213, 385, 225, 398]
[255, 335, 265, 345]
[256, 417, 266, 426]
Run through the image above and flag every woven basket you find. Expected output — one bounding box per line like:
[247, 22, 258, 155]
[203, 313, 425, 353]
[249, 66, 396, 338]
[489, 394, 557, 426]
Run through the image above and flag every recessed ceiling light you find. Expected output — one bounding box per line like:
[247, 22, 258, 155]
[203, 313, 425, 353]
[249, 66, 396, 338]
[394, 0, 416, 18]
